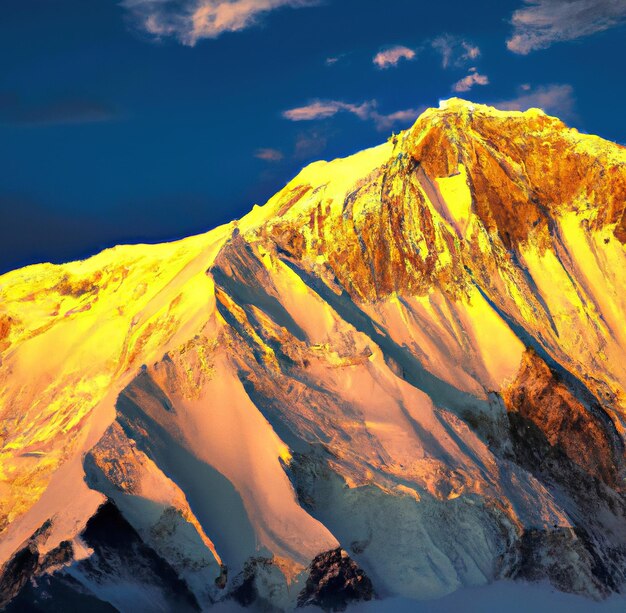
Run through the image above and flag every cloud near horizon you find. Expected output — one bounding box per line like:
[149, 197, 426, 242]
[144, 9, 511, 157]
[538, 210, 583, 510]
[373, 45, 416, 69]
[294, 129, 328, 159]
[507, 0, 626, 54]
[492, 83, 575, 118]
[452, 68, 489, 92]
[282, 99, 424, 131]
[122, 0, 318, 45]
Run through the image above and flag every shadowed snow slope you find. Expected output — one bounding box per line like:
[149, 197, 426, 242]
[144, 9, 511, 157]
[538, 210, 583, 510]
[1, 99, 626, 611]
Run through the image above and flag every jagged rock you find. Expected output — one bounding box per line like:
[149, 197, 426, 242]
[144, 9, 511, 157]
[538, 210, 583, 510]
[297, 548, 374, 611]
[76, 501, 201, 611]
[502, 349, 623, 487]
[0, 543, 39, 607]
[0, 523, 73, 608]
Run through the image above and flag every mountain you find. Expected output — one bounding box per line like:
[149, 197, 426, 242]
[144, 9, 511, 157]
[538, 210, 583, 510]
[1, 98, 626, 612]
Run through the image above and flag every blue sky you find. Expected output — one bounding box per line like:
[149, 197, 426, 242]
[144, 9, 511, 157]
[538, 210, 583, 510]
[1, 0, 625, 272]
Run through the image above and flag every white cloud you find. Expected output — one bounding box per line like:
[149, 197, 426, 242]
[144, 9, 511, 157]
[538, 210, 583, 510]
[507, 0, 626, 54]
[492, 84, 575, 118]
[254, 148, 283, 161]
[452, 67, 489, 92]
[282, 99, 423, 131]
[282, 100, 374, 121]
[121, 0, 318, 45]
[431, 34, 481, 68]
[373, 45, 416, 69]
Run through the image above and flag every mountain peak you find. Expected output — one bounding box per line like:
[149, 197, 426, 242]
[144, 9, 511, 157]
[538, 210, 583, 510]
[2, 98, 626, 611]
[250, 98, 625, 303]
[436, 96, 546, 117]
[437, 96, 489, 112]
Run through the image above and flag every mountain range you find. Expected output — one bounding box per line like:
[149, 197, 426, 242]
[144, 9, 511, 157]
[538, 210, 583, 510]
[1, 99, 626, 611]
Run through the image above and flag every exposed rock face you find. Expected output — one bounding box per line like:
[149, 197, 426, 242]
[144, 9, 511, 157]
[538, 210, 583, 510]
[297, 548, 374, 611]
[1, 502, 201, 612]
[502, 349, 622, 488]
[77, 501, 201, 612]
[0, 522, 73, 608]
[505, 527, 619, 598]
[1, 99, 626, 610]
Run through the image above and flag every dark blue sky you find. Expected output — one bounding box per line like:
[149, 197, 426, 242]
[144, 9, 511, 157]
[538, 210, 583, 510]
[1, 0, 625, 273]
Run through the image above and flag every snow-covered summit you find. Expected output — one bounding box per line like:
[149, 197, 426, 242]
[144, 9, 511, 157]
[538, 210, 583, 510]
[1, 100, 626, 611]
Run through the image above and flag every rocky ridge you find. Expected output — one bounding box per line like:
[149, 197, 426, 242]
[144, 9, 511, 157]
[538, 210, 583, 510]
[1, 99, 626, 610]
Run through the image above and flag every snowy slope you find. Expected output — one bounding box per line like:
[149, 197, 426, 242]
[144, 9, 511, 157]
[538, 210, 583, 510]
[1, 99, 626, 611]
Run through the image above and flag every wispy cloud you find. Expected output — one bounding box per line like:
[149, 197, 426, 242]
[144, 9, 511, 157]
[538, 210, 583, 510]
[452, 67, 489, 92]
[325, 53, 347, 66]
[462, 41, 481, 60]
[294, 128, 329, 159]
[0, 94, 117, 126]
[431, 34, 481, 68]
[507, 0, 626, 54]
[254, 147, 284, 161]
[372, 107, 426, 131]
[373, 45, 416, 69]
[122, 0, 319, 46]
[492, 83, 575, 118]
[282, 100, 374, 122]
[282, 99, 423, 131]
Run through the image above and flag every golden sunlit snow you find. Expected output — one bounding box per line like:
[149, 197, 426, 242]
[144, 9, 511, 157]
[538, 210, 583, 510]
[1, 99, 625, 606]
